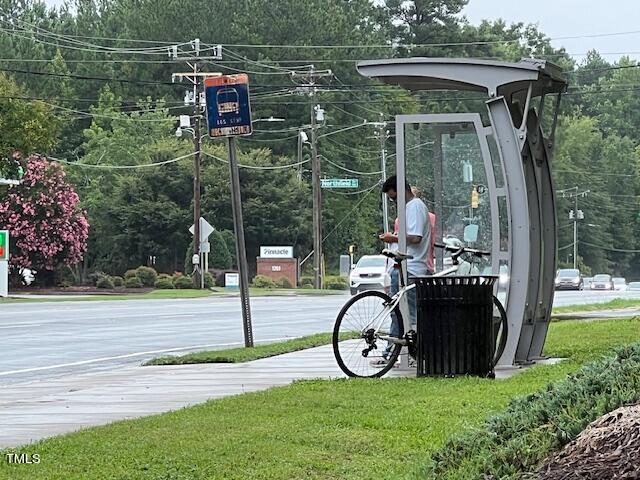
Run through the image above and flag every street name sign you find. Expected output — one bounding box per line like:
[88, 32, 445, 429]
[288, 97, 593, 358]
[205, 74, 253, 138]
[321, 178, 359, 189]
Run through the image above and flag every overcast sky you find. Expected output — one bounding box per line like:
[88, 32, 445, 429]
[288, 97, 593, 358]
[42, 0, 639, 62]
[462, 0, 640, 62]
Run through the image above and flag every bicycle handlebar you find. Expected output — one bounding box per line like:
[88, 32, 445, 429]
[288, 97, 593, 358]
[434, 242, 491, 257]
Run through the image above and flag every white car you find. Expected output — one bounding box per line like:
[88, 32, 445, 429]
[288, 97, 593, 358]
[613, 277, 627, 291]
[349, 255, 392, 295]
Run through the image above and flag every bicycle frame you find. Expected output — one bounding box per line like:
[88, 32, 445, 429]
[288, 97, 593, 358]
[375, 252, 485, 345]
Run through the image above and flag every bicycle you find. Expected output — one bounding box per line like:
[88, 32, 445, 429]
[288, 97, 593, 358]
[332, 243, 508, 378]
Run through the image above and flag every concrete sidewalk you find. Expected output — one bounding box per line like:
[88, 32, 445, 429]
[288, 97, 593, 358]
[0, 344, 539, 449]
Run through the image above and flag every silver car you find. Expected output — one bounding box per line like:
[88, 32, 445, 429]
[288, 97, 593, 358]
[590, 274, 614, 290]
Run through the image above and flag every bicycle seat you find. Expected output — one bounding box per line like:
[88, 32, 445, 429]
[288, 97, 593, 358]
[381, 249, 413, 262]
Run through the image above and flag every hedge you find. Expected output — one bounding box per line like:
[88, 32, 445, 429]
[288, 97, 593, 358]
[417, 343, 640, 479]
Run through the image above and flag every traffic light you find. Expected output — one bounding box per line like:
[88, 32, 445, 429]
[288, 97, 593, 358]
[471, 189, 479, 209]
[348, 245, 356, 255]
[0, 230, 8, 261]
[569, 209, 574, 219]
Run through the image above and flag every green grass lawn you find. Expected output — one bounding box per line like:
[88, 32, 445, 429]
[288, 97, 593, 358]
[0, 288, 345, 303]
[145, 333, 335, 365]
[1, 317, 639, 480]
[552, 297, 640, 314]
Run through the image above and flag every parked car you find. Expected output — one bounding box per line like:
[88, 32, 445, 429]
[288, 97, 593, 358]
[555, 268, 583, 290]
[613, 277, 628, 291]
[627, 281, 640, 291]
[590, 274, 614, 290]
[349, 255, 392, 295]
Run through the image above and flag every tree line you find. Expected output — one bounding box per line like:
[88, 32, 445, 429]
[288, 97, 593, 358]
[0, 0, 638, 284]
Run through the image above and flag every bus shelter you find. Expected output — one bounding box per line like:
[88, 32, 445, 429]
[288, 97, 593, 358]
[357, 58, 568, 365]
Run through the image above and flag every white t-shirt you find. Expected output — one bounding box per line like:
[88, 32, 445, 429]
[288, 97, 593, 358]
[405, 197, 430, 276]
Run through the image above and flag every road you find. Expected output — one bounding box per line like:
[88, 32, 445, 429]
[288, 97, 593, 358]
[0, 294, 349, 385]
[1, 289, 638, 385]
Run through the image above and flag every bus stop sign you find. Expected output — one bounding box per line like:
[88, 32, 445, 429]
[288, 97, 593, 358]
[205, 74, 253, 138]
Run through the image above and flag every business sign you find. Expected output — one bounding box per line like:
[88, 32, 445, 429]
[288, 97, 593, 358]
[225, 273, 239, 288]
[260, 246, 293, 258]
[321, 178, 359, 189]
[205, 74, 253, 138]
[0, 230, 8, 261]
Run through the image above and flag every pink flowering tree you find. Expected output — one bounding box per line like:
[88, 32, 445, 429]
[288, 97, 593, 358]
[0, 155, 89, 286]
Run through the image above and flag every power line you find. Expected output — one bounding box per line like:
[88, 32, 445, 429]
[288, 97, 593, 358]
[202, 151, 309, 170]
[48, 152, 195, 169]
[320, 156, 382, 176]
[580, 240, 640, 253]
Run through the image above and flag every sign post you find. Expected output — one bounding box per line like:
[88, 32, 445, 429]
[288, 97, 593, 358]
[205, 74, 254, 348]
[0, 230, 8, 297]
[189, 217, 215, 288]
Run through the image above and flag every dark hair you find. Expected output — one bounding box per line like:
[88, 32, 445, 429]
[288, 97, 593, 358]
[382, 175, 410, 193]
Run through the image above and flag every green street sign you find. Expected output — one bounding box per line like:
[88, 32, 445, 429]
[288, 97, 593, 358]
[0, 230, 8, 261]
[321, 178, 359, 189]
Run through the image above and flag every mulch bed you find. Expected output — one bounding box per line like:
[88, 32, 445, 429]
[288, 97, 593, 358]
[536, 404, 640, 479]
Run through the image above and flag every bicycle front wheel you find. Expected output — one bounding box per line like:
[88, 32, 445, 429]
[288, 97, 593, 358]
[333, 290, 404, 378]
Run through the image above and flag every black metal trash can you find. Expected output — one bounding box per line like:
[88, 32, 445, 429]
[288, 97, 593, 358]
[415, 275, 497, 377]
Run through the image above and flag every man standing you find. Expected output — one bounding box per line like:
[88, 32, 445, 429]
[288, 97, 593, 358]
[374, 176, 430, 365]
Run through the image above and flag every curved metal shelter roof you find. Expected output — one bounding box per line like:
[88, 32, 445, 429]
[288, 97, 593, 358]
[356, 57, 567, 99]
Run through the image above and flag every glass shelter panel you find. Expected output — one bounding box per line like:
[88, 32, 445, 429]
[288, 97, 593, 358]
[403, 121, 493, 271]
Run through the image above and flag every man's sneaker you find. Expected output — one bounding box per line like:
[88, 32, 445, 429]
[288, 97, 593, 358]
[370, 357, 389, 368]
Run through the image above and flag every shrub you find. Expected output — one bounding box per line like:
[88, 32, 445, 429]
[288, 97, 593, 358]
[203, 272, 215, 289]
[299, 276, 314, 287]
[96, 276, 115, 289]
[325, 275, 348, 290]
[136, 266, 158, 287]
[88, 271, 107, 286]
[421, 343, 640, 479]
[124, 269, 138, 280]
[154, 277, 174, 289]
[111, 276, 124, 287]
[157, 273, 172, 281]
[174, 275, 194, 289]
[125, 276, 143, 288]
[276, 276, 293, 289]
[252, 274, 276, 289]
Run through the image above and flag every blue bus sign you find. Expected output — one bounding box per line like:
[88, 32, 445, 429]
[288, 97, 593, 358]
[205, 74, 253, 138]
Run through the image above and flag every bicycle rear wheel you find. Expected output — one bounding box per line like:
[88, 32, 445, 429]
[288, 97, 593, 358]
[492, 295, 508, 366]
[333, 290, 404, 378]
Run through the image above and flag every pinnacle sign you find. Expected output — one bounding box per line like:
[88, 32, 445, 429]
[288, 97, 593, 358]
[0, 230, 8, 261]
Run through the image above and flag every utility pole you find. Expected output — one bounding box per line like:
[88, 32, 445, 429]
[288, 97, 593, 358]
[311, 102, 322, 289]
[372, 115, 390, 232]
[292, 66, 331, 289]
[561, 186, 588, 269]
[170, 40, 221, 287]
